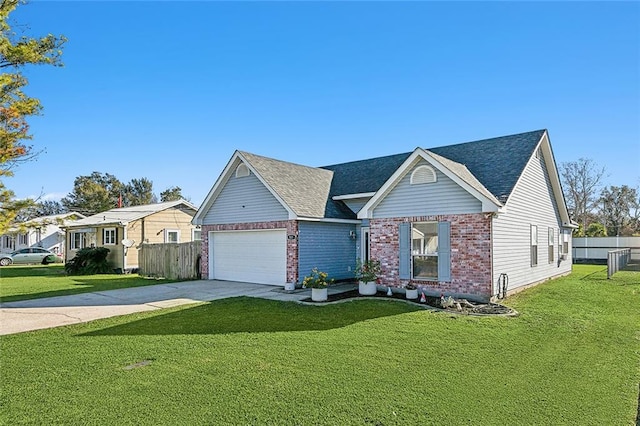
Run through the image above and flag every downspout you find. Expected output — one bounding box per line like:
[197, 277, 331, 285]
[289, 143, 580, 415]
[122, 225, 127, 273]
[489, 212, 495, 299]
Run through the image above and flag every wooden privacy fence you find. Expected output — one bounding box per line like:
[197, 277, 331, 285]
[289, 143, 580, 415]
[607, 248, 631, 279]
[138, 241, 202, 280]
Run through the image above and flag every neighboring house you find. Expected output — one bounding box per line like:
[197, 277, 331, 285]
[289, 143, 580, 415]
[64, 200, 199, 272]
[1, 212, 86, 257]
[193, 129, 576, 301]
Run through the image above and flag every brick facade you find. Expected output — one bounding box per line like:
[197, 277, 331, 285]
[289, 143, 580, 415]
[200, 220, 299, 284]
[370, 213, 492, 299]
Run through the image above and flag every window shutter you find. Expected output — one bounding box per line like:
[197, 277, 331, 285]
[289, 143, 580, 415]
[115, 228, 119, 245]
[399, 223, 411, 279]
[437, 221, 451, 282]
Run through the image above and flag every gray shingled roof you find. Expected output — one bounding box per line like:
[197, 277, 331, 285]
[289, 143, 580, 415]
[240, 152, 339, 218]
[240, 130, 545, 220]
[323, 129, 545, 205]
[66, 200, 197, 227]
[425, 150, 501, 205]
[428, 130, 546, 202]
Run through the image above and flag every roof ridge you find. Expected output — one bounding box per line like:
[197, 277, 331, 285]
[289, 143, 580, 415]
[426, 129, 546, 151]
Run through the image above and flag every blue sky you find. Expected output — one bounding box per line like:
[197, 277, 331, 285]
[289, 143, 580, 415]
[9, 1, 640, 206]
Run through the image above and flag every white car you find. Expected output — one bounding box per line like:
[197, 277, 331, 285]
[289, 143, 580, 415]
[0, 248, 63, 266]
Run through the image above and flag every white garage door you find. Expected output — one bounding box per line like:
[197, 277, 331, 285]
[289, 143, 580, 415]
[210, 229, 287, 285]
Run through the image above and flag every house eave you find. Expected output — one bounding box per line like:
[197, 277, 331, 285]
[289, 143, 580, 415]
[332, 192, 376, 201]
[192, 151, 298, 225]
[358, 148, 502, 219]
[297, 216, 361, 224]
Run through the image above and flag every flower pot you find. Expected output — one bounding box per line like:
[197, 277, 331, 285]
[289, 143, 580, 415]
[311, 287, 328, 302]
[405, 288, 418, 300]
[358, 281, 377, 296]
[284, 282, 295, 291]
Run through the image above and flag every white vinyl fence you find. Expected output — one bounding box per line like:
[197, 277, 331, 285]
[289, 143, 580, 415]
[573, 237, 640, 263]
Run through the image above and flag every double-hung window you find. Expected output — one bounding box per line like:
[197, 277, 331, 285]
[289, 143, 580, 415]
[548, 228, 554, 263]
[411, 222, 439, 280]
[400, 221, 451, 282]
[531, 225, 538, 267]
[71, 232, 87, 250]
[103, 228, 116, 245]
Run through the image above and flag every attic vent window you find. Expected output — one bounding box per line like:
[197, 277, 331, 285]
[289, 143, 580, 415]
[410, 165, 436, 185]
[236, 164, 250, 178]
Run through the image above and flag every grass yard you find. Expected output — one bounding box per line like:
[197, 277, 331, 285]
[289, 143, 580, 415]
[1, 265, 639, 425]
[0, 265, 180, 303]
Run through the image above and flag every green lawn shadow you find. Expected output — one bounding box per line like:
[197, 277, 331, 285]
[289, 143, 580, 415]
[81, 296, 422, 336]
[1, 265, 178, 303]
[0, 264, 66, 279]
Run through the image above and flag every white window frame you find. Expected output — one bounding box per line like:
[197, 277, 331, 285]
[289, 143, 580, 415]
[192, 229, 202, 241]
[165, 229, 180, 243]
[18, 233, 28, 246]
[548, 228, 554, 263]
[411, 221, 439, 280]
[103, 228, 116, 245]
[531, 225, 538, 267]
[558, 228, 563, 255]
[562, 231, 569, 256]
[71, 232, 87, 250]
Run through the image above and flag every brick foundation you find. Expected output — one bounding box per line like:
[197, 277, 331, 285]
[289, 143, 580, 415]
[370, 214, 492, 299]
[200, 220, 299, 283]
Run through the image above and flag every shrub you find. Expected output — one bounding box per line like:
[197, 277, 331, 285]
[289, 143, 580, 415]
[65, 247, 112, 275]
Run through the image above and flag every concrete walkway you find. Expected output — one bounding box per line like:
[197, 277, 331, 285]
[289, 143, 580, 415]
[0, 281, 356, 335]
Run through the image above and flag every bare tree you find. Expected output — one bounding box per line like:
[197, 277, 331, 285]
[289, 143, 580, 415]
[599, 185, 640, 236]
[559, 158, 606, 234]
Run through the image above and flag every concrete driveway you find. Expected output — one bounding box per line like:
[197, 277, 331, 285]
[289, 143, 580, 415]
[0, 280, 324, 335]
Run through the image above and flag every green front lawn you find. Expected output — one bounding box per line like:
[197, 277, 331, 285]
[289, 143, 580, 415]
[0, 265, 179, 303]
[1, 265, 639, 425]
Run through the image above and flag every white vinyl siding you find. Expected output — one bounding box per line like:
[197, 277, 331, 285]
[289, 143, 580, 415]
[209, 230, 286, 285]
[492, 149, 572, 294]
[342, 197, 371, 215]
[203, 172, 288, 225]
[373, 160, 482, 218]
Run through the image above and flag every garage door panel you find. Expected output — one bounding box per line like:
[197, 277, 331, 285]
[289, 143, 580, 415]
[211, 230, 286, 285]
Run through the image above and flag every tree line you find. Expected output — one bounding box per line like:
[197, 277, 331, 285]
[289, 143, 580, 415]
[560, 158, 639, 237]
[20, 172, 186, 219]
[1, 2, 638, 237]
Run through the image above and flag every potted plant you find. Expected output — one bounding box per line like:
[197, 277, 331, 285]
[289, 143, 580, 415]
[354, 258, 381, 296]
[302, 268, 333, 302]
[405, 283, 418, 300]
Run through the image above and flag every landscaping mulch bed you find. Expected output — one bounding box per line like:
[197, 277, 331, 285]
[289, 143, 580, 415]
[301, 289, 517, 316]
